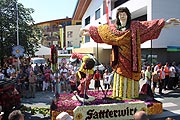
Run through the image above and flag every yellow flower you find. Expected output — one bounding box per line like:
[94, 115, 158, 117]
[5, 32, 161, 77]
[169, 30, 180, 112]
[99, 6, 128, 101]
[75, 113, 83, 120]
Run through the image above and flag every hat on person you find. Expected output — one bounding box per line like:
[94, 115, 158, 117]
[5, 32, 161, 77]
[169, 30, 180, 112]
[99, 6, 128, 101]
[0, 106, 4, 116]
[56, 112, 73, 120]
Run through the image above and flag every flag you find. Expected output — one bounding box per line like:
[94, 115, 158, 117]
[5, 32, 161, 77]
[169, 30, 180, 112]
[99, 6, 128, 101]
[106, 0, 111, 25]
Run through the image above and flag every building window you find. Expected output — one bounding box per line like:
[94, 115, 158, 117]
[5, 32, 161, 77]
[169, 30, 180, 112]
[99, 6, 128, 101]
[76, 22, 81, 25]
[85, 36, 90, 43]
[95, 8, 101, 20]
[67, 41, 73, 47]
[67, 31, 73, 38]
[85, 16, 90, 25]
[114, 0, 129, 8]
[66, 21, 72, 26]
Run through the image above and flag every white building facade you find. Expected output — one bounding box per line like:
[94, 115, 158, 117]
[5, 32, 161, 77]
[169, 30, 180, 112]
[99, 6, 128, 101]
[74, 0, 180, 65]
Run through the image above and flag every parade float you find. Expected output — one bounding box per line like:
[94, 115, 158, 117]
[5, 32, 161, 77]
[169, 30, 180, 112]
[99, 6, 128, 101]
[50, 90, 162, 120]
[49, 2, 180, 119]
[50, 53, 163, 120]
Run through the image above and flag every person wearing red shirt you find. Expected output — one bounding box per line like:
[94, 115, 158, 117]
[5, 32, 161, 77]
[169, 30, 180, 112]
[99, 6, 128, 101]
[93, 69, 101, 91]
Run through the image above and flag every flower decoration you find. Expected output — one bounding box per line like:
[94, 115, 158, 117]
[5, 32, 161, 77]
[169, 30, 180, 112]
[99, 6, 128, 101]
[51, 90, 162, 119]
[12, 45, 25, 58]
[20, 105, 50, 116]
[75, 113, 83, 120]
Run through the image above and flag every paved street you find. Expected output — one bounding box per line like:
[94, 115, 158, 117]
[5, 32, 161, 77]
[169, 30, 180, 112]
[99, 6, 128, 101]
[20, 79, 180, 120]
[139, 79, 180, 120]
[21, 91, 55, 120]
[149, 88, 180, 120]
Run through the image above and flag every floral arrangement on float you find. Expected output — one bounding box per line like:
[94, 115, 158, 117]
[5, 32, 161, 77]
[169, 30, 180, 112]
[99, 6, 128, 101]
[50, 90, 162, 120]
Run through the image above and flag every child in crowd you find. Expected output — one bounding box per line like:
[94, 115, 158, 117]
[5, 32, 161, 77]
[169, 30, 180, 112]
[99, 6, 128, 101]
[93, 69, 101, 91]
[68, 71, 77, 93]
[103, 69, 110, 89]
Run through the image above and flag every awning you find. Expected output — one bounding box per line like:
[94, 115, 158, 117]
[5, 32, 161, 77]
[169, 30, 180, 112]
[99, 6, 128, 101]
[66, 47, 74, 50]
[167, 46, 180, 52]
[35, 45, 51, 56]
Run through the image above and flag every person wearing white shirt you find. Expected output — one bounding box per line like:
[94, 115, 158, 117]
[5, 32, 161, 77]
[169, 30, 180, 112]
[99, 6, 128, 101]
[0, 70, 5, 80]
[103, 69, 110, 89]
[159, 66, 165, 95]
[7, 65, 15, 78]
[108, 71, 114, 89]
[169, 62, 176, 89]
[59, 65, 68, 78]
[145, 66, 151, 85]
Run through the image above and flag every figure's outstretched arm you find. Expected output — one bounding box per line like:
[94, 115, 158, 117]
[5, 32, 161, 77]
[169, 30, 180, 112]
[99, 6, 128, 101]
[80, 26, 105, 43]
[79, 28, 90, 36]
[138, 18, 180, 43]
[164, 18, 180, 28]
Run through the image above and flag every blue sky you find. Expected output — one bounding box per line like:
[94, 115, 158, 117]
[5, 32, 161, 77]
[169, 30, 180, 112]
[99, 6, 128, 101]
[18, 0, 78, 23]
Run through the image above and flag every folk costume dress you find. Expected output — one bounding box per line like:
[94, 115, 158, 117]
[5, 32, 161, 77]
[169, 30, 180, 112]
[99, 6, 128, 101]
[89, 19, 165, 99]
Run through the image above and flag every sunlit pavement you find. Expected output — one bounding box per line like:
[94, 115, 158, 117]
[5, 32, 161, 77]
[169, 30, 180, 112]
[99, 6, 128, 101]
[21, 91, 54, 120]
[21, 79, 180, 120]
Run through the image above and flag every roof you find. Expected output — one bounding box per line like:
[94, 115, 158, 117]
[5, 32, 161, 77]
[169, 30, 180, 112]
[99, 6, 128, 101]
[72, 0, 92, 20]
[35, 18, 72, 25]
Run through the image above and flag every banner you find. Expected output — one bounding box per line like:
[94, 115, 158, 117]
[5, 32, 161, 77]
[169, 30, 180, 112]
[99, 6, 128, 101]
[105, 0, 111, 25]
[73, 101, 146, 120]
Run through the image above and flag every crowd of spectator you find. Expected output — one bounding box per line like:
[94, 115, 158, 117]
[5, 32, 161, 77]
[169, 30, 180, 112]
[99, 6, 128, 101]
[141, 61, 180, 95]
[0, 58, 115, 100]
[1, 57, 180, 99]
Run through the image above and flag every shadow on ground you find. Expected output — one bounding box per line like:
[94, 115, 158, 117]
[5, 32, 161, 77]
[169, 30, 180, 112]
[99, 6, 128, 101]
[21, 91, 55, 120]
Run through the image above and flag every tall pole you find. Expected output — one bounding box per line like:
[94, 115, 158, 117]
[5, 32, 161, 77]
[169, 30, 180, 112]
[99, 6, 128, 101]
[16, 0, 19, 46]
[16, 0, 20, 70]
[97, 22, 101, 62]
[97, 43, 98, 61]
[150, 39, 153, 87]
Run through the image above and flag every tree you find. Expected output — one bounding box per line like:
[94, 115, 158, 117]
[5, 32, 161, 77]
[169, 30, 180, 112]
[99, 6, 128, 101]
[0, 0, 42, 65]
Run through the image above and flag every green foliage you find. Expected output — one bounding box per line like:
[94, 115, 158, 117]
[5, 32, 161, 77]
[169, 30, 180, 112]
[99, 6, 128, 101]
[20, 105, 50, 116]
[0, 0, 42, 60]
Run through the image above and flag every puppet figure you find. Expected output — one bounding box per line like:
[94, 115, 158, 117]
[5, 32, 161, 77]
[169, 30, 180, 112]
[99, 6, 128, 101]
[70, 53, 95, 99]
[80, 7, 180, 99]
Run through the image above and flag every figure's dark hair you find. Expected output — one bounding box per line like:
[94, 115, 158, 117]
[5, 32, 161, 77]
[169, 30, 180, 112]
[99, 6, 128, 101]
[116, 7, 131, 28]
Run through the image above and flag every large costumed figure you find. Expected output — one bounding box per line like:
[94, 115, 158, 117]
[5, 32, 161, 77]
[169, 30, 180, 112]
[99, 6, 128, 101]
[80, 7, 180, 99]
[70, 53, 95, 99]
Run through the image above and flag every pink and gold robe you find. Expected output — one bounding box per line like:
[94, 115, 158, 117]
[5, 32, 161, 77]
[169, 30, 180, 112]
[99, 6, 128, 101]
[89, 19, 165, 98]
